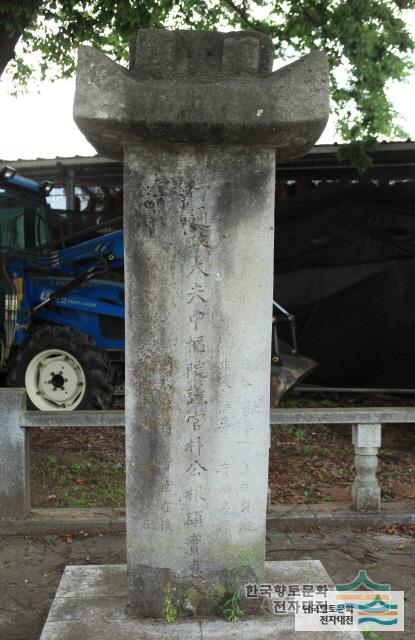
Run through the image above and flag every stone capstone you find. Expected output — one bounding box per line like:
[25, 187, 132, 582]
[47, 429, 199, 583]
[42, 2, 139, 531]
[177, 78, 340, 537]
[74, 29, 329, 159]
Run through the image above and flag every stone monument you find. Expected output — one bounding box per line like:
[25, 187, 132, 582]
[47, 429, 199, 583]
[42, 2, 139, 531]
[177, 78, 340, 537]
[40, 29, 359, 640]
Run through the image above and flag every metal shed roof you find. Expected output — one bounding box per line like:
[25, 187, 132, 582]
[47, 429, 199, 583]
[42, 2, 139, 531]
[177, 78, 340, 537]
[3, 141, 415, 184]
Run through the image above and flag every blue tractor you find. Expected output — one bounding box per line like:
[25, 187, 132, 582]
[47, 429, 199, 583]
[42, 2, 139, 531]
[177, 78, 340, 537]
[0, 166, 125, 410]
[0, 166, 315, 410]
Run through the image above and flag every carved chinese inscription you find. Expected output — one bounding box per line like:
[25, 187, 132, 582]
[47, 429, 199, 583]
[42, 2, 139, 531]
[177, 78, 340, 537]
[182, 183, 212, 576]
[122, 144, 277, 617]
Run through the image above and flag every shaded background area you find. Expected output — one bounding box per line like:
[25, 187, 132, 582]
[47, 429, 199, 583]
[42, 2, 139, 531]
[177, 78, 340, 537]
[275, 180, 415, 387]
[5, 141, 415, 390]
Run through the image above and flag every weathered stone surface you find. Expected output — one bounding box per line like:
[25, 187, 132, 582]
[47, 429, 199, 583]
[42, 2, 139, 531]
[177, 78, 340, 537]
[352, 424, 382, 449]
[72, 27, 330, 621]
[124, 145, 274, 617]
[263, 560, 334, 614]
[40, 563, 363, 640]
[265, 559, 333, 585]
[0, 389, 29, 518]
[40, 619, 363, 640]
[128, 30, 274, 77]
[21, 409, 124, 428]
[74, 30, 329, 159]
[270, 407, 415, 423]
[352, 424, 381, 512]
[55, 564, 127, 598]
[352, 484, 381, 513]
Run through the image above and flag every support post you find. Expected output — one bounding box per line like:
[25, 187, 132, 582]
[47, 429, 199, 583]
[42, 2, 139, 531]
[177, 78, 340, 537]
[65, 168, 75, 211]
[0, 389, 29, 518]
[352, 423, 382, 512]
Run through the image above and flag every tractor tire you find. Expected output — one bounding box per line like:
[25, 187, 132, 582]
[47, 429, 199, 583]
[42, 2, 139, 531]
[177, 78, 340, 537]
[7, 325, 114, 411]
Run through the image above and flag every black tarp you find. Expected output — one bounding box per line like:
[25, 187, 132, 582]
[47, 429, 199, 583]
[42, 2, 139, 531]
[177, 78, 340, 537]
[274, 180, 415, 387]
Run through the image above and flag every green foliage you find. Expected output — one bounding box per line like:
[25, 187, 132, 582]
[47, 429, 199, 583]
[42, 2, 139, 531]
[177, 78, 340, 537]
[184, 585, 199, 609]
[163, 583, 178, 624]
[2, 1, 415, 164]
[32, 455, 125, 508]
[289, 427, 306, 440]
[223, 549, 252, 623]
[363, 632, 384, 640]
[277, 424, 307, 439]
[223, 589, 244, 622]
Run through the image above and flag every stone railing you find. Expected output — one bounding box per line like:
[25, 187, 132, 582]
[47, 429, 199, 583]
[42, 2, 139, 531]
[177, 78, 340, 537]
[270, 407, 415, 512]
[0, 389, 124, 519]
[1, 388, 413, 518]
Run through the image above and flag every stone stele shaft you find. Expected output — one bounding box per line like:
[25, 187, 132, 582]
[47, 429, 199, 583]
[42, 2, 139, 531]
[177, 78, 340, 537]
[74, 29, 329, 618]
[124, 145, 274, 617]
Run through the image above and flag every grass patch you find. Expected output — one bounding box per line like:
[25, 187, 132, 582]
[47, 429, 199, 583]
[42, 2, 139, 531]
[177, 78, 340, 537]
[31, 455, 125, 508]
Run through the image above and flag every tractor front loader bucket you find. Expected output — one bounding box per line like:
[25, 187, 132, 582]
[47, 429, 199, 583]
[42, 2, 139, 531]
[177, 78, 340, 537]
[270, 351, 317, 407]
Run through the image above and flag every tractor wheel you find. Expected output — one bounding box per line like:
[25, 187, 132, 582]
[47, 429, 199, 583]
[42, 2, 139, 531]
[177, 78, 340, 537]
[7, 326, 114, 411]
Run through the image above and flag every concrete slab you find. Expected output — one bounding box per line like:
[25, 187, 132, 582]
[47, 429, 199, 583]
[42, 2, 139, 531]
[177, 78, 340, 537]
[40, 562, 362, 640]
[264, 559, 332, 585]
[55, 564, 127, 599]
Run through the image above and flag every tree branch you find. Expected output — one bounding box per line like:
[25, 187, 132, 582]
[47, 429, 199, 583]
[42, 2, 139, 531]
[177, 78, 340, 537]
[0, 24, 21, 76]
[302, 8, 321, 27]
[221, 0, 268, 34]
[0, 3, 42, 77]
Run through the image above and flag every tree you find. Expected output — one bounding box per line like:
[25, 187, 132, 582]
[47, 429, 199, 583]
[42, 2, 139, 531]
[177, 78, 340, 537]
[1, 1, 414, 166]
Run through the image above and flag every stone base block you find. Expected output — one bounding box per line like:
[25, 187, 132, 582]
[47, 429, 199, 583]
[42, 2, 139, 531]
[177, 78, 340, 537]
[40, 562, 362, 640]
[352, 485, 381, 512]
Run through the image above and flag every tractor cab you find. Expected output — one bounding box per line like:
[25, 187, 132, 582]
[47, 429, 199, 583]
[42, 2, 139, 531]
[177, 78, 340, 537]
[0, 167, 52, 253]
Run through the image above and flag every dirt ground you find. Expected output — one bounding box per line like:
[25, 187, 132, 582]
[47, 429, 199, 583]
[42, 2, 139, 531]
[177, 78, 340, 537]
[29, 393, 415, 507]
[1, 526, 414, 640]
[269, 421, 415, 504]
